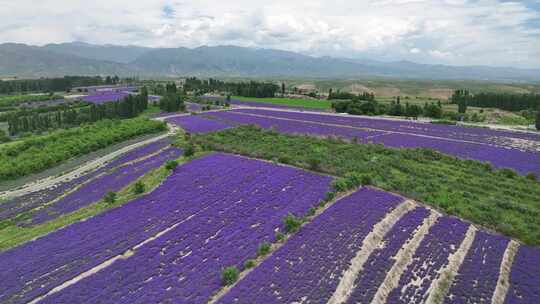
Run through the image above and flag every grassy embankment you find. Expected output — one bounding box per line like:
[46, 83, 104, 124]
[0, 135, 205, 252]
[232, 96, 332, 110]
[194, 126, 540, 245]
[0, 118, 167, 181]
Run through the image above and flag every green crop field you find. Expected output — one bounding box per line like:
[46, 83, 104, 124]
[233, 96, 332, 110]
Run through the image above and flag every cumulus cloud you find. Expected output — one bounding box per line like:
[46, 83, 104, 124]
[1, 0, 539, 68]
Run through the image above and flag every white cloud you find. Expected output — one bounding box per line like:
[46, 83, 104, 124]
[1, 0, 539, 68]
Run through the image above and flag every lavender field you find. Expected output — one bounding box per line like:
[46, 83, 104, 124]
[166, 114, 234, 134]
[0, 138, 172, 225]
[0, 153, 332, 303]
[203, 109, 540, 175]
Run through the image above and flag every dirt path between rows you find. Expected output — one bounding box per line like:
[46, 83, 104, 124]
[371, 211, 441, 304]
[328, 200, 417, 304]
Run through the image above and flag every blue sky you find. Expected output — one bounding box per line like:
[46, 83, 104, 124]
[2, 0, 540, 68]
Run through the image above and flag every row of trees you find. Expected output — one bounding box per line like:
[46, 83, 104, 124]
[332, 98, 444, 119]
[328, 89, 375, 101]
[451, 90, 540, 112]
[0, 76, 105, 94]
[7, 91, 149, 135]
[183, 77, 279, 98]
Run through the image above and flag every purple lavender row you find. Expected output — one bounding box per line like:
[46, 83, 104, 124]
[211, 110, 539, 175]
[0, 153, 247, 303]
[104, 137, 171, 168]
[386, 217, 469, 303]
[504, 246, 540, 303]
[166, 115, 234, 134]
[346, 207, 430, 303]
[0, 153, 331, 304]
[23, 147, 182, 226]
[81, 92, 130, 104]
[217, 188, 403, 304]
[233, 108, 540, 149]
[444, 231, 509, 304]
[202, 96, 329, 112]
[203, 111, 386, 141]
[43, 154, 332, 304]
[0, 138, 171, 222]
[373, 133, 540, 176]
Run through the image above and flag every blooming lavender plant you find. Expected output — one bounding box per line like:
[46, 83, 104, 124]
[166, 115, 234, 134]
[386, 217, 469, 303]
[0, 153, 331, 304]
[444, 231, 509, 304]
[217, 188, 403, 304]
[505, 246, 540, 303]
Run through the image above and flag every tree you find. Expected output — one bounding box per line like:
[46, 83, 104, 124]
[536, 111, 540, 130]
[281, 82, 286, 96]
[458, 100, 467, 114]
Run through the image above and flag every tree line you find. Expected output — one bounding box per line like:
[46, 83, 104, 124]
[328, 89, 375, 101]
[332, 97, 443, 119]
[7, 88, 149, 135]
[155, 83, 186, 112]
[182, 77, 279, 98]
[0, 76, 106, 94]
[451, 89, 540, 111]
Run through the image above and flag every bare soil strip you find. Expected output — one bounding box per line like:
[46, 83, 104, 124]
[371, 211, 441, 304]
[327, 200, 417, 304]
[491, 240, 519, 304]
[425, 225, 477, 304]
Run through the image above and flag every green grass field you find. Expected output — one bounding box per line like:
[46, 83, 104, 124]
[233, 96, 332, 110]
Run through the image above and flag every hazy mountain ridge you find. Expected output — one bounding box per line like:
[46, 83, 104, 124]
[0, 42, 538, 82]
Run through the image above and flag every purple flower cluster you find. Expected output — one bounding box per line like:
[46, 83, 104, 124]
[204, 111, 386, 141]
[24, 147, 182, 226]
[207, 109, 540, 175]
[234, 108, 540, 146]
[166, 115, 234, 133]
[505, 246, 540, 303]
[444, 231, 509, 304]
[346, 207, 430, 303]
[386, 217, 469, 303]
[81, 92, 130, 104]
[372, 133, 540, 176]
[0, 153, 331, 304]
[0, 138, 171, 223]
[217, 188, 403, 304]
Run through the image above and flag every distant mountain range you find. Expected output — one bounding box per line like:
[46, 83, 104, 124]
[1, 42, 538, 82]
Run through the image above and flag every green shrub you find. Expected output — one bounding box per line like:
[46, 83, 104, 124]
[307, 158, 322, 171]
[324, 191, 335, 202]
[133, 181, 145, 194]
[526, 172, 538, 181]
[243, 259, 256, 269]
[104, 191, 117, 204]
[257, 242, 271, 257]
[498, 168, 517, 179]
[184, 144, 195, 157]
[221, 266, 239, 286]
[165, 160, 179, 170]
[275, 231, 285, 242]
[283, 213, 302, 234]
